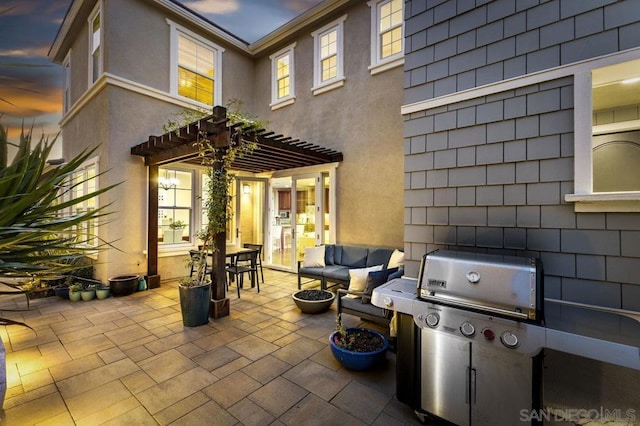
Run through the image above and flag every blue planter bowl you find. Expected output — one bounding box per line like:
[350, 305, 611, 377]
[329, 327, 389, 371]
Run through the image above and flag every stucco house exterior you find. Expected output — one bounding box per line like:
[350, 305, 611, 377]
[402, 0, 640, 414]
[48, 0, 405, 283]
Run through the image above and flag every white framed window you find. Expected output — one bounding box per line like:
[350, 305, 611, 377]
[159, 168, 194, 246]
[168, 19, 223, 107]
[88, 2, 102, 86]
[311, 15, 347, 96]
[70, 157, 99, 247]
[63, 51, 71, 114]
[270, 43, 296, 110]
[567, 50, 640, 212]
[368, 0, 404, 75]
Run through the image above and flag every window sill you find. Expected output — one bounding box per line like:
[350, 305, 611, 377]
[311, 77, 345, 96]
[270, 97, 295, 110]
[159, 244, 194, 257]
[369, 57, 404, 75]
[565, 192, 640, 212]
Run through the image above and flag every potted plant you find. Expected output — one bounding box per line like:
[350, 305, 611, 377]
[54, 276, 73, 299]
[68, 283, 82, 302]
[169, 101, 263, 325]
[329, 312, 389, 371]
[164, 219, 186, 244]
[96, 284, 110, 299]
[81, 284, 96, 301]
[292, 289, 335, 314]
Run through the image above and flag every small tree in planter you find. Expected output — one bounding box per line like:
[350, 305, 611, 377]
[330, 311, 389, 371]
[170, 101, 265, 325]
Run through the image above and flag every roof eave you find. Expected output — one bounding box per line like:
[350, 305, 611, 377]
[249, 0, 351, 55]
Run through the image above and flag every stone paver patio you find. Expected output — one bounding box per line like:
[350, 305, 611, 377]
[0, 269, 426, 425]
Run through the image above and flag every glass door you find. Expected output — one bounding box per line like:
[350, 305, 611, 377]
[269, 177, 293, 268]
[235, 178, 266, 249]
[293, 176, 320, 264]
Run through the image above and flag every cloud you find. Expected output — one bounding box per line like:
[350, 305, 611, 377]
[0, 45, 50, 58]
[182, 0, 239, 15]
[280, 0, 322, 13]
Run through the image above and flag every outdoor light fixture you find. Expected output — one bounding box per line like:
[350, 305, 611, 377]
[243, 184, 251, 194]
[159, 171, 179, 190]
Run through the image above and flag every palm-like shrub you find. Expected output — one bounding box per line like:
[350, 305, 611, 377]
[0, 122, 118, 321]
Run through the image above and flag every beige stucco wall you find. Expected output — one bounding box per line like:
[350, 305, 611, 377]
[252, 3, 405, 248]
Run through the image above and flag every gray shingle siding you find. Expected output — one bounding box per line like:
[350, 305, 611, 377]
[403, 0, 640, 310]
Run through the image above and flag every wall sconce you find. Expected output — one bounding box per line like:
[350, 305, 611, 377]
[243, 184, 251, 194]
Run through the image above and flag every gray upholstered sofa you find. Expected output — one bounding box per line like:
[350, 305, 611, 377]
[297, 244, 400, 290]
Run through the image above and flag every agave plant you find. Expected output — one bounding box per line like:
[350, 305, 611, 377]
[0, 121, 118, 325]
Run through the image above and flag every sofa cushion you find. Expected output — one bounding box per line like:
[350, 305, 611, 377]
[388, 268, 404, 280]
[366, 248, 395, 268]
[298, 266, 326, 277]
[340, 246, 368, 268]
[303, 245, 325, 268]
[340, 295, 390, 318]
[388, 249, 405, 269]
[323, 265, 350, 281]
[324, 244, 335, 265]
[362, 267, 398, 304]
[347, 264, 383, 297]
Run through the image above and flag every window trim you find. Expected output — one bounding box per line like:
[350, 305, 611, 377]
[311, 15, 347, 96]
[167, 19, 224, 108]
[158, 167, 195, 248]
[367, 0, 404, 75]
[567, 52, 640, 212]
[87, 2, 102, 87]
[63, 51, 71, 114]
[68, 156, 100, 248]
[269, 42, 296, 110]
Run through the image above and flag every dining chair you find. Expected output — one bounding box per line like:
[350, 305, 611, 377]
[188, 250, 211, 278]
[225, 249, 259, 297]
[243, 243, 264, 283]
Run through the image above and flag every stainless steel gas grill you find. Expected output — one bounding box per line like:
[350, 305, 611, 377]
[373, 250, 546, 426]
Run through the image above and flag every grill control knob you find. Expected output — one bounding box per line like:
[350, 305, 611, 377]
[383, 297, 393, 307]
[483, 329, 495, 341]
[500, 331, 519, 348]
[460, 321, 475, 337]
[425, 313, 440, 328]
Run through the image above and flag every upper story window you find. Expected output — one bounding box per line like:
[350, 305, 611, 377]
[63, 52, 71, 114]
[270, 43, 296, 110]
[168, 19, 223, 107]
[368, 0, 404, 75]
[88, 3, 102, 85]
[311, 15, 347, 96]
[567, 52, 640, 212]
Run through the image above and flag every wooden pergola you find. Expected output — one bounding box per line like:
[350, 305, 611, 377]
[130, 106, 343, 318]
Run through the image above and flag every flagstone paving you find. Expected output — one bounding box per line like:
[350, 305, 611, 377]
[0, 269, 428, 425]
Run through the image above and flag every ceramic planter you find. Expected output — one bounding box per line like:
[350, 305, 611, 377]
[54, 286, 69, 299]
[96, 288, 110, 299]
[292, 289, 335, 314]
[81, 289, 96, 301]
[108, 275, 138, 296]
[329, 327, 389, 371]
[69, 291, 82, 302]
[179, 283, 211, 327]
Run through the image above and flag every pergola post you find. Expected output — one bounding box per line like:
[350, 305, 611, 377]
[146, 164, 161, 288]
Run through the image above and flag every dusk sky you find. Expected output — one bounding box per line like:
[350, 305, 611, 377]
[0, 0, 322, 144]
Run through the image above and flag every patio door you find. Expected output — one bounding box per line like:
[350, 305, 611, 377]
[235, 178, 266, 249]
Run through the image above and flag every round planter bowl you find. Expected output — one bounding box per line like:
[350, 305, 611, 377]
[108, 275, 139, 297]
[329, 327, 389, 371]
[81, 289, 96, 301]
[292, 289, 336, 314]
[96, 288, 110, 300]
[69, 291, 82, 302]
[54, 286, 70, 299]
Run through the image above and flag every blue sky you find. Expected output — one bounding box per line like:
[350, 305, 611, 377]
[0, 0, 321, 141]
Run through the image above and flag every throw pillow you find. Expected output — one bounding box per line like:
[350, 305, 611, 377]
[347, 264, 383, 298]
[303, 245, 326, 268]
[361, 267, 396, 304]
[388, 249, 405, 269]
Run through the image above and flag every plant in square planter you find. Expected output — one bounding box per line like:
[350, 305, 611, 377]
[329, 313, 389, 371]
[292, 289, 335, 314]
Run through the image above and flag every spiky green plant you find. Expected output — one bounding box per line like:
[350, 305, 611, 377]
[0, 121, 119, 326]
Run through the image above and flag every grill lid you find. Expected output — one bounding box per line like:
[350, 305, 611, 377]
[417, 250, 542, 321]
